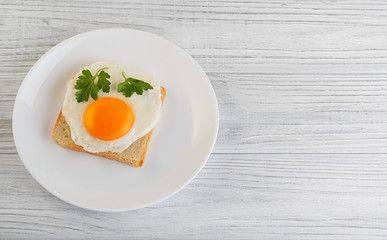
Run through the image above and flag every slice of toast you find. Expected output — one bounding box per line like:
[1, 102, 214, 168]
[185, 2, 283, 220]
[52, 86, 165, 167]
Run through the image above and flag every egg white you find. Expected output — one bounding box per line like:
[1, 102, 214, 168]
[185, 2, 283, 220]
[62, 62, 162, 153]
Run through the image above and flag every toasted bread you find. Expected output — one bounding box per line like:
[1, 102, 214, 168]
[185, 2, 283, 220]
[52, 86, 165, 167]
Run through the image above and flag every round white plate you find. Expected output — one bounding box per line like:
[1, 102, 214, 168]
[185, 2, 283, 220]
[13, 28, 219, 212]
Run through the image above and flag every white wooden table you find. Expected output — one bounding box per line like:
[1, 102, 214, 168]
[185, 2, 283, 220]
[2, 0, 387, 239]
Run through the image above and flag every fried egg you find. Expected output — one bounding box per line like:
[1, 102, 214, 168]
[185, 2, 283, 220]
[62, 62, 162, 153]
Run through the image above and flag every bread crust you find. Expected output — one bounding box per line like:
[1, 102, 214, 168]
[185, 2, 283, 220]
[52, 86, 165, 167]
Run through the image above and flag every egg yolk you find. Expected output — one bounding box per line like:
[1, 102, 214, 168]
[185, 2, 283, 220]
[83, 97, 134, 141]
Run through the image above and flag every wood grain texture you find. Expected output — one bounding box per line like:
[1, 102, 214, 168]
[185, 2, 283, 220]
[2, 0, 387, 239]
[2, 154, 387, 239]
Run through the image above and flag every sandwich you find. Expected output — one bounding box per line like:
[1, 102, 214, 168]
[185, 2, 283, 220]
[52, 62, 165, 167]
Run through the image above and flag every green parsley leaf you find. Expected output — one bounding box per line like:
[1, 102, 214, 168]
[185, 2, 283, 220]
[96, 70, 111, 93]
[74, 67, 111, 102]
[117, 72, 153, 98]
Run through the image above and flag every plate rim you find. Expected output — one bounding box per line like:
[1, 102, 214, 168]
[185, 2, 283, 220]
[12, 28, 219, 212]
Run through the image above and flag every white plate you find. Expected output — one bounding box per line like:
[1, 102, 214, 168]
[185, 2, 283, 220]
[12, 29, 219, 212]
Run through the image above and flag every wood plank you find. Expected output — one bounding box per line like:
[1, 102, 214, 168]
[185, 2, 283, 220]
[213, 73, 387, 153]
[1, 153, 387, 239]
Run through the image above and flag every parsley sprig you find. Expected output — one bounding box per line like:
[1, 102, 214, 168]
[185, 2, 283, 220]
[117, 72, 153, 97]
[74, 67, 111, 103]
